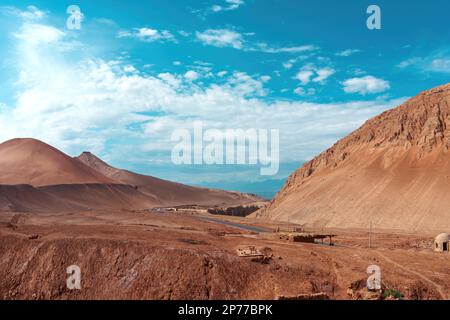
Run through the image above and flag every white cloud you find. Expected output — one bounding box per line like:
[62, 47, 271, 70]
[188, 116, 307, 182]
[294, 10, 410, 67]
[397, 57, 424, 69]
[295, 70, 314, 85]
[336, 49, 361, 57]
[397, 54, 450, 73]
[2, 49, 404, 165]
[2, 53, 405, 167]
[14, 23, 64, 45]
[184, 70, 200, 81]
[429, 58, 450, 72]
[0, 102, 7, 109]
[283, 60, 295, 69]
[353, 68, 366, 76]
[194, 61, 213, 66]
[282, 55, 315, 69]
[1, 5, 46, 20]
[196, 29, 244, 49]
[1, 19, 407, 183]
[225, 72, 267, 96]
[118, 27, 176, 43]
[178, 30, 191, 37]
[295, 66, 335, 85]
[255, 43, 318, 54]
[94, 18, 116, 26]
[226, 0, 244, 9]
[190, 65, 212, 73]
[197, 0, 245, 16]
[158, 73, 182, 87]
[313, 67, 335, 83]
[212, 0, 245, 12]
[195, 29, 318, 54]
[343, 76, 390, 95]
[294, 87, 316, 96]
[123, 65, 137, 73]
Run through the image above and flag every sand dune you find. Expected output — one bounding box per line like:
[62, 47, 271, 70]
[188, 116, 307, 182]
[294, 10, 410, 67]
[256, 83, 450, 232]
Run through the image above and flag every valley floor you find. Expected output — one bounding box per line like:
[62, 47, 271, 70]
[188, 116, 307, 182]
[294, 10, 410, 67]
[0, 209, 448, 300]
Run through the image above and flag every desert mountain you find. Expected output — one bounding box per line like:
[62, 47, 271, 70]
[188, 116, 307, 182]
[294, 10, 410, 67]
[0, 139, 159, 211]
[0, 138, 260, 212]
[0, 138, 115, 186]
[76, 152, 260, 206]
[256, 83, 450, 232]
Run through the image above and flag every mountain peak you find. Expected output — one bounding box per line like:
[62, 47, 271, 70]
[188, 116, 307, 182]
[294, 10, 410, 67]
[75, 151, 119, 177]
[0, 138, 115, 186]
[2, 137, 53, 148]
[257, 83, 450, 232]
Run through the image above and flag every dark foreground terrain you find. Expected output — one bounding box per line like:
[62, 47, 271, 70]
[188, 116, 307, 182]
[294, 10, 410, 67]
[0, 209, 448, 300]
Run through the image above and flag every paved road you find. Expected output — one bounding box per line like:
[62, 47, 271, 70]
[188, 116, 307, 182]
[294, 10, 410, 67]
[197, 216, 271, 233]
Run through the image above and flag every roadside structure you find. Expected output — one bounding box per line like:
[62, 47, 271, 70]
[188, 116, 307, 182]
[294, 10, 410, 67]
[434, 233, 450, 252]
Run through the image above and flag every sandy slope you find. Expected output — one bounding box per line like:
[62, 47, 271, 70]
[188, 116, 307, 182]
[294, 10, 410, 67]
[76, 152, 261, 207]
[256, 83, 450, 232]
[0, 185, 85, 212]
[0, 139, 114, 186]
[0, 184, 159, 213]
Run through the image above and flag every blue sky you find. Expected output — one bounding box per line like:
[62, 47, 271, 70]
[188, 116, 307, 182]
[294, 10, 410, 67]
[0, 0, 450, 198]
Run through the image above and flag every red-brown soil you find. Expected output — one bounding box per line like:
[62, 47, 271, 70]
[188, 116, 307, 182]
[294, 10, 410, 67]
[0, 210, 448, 300]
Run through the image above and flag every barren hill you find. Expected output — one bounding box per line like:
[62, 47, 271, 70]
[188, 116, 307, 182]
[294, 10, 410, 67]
[76, 152, 261, 207]
[0, 184, 158, 212]
[0, 138, 260, 212]
[0, 139, 114, 186]
[255, 84, 450, 232]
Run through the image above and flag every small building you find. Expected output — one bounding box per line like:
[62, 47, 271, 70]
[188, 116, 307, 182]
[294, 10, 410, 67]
[434, 233, 450, 252]
[276, 232, 335, 246]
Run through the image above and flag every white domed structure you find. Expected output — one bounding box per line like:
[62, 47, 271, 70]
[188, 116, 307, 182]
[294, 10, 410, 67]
[434, 233, 450, 252]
